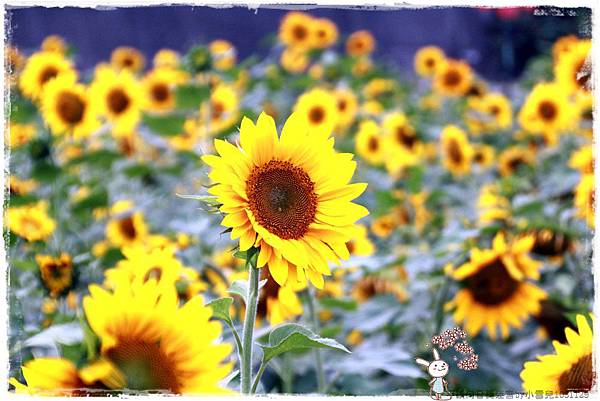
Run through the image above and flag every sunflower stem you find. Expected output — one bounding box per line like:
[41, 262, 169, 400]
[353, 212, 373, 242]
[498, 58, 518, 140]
[306, 286, 326, 394]
[281, 352, 293, 393]
[251, 360, 267, 394]
[240, 251, 260, 394]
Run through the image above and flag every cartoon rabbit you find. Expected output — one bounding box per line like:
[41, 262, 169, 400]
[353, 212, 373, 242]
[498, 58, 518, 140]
[415, 348, 451, 400]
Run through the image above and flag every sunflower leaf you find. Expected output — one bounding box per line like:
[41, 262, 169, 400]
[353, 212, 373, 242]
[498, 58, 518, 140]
[228, 280, 248, 304]
[174, 84, 210, 109]
[206, 297, 234, 324]
[143, 113, 186, 136]
[260, 323, 351, 363]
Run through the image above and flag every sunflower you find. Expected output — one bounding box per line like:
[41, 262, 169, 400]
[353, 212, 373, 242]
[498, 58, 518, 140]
[346, 330, 364, 346]
[467, 92, 513, 132]
[355, 119, 385, 166]
[528, 229, 572, 258]
[293, 88, 339, 137]
[383, 112, 418, 152]
[6, 201, 56, 242]
[445, 232, 547, 339]
[334, 88, 358, 129]
[19, 51, 77, 100]
[153, 49, 181, 69]
[517, 83, 572, 145]
[371, 214, 397, 238]
[5, 45, 25, 84]
[41, 35, 67, 54]
[346, 30, 375, 57]
[279, 11, 315, 50]
[256, 268, 304, 325]
[40, 74, 99, 139]
[105, 200, 149, 248]
[168, 118, 202, 151]
[36, 253, 74, 297]
[200, 84, 239, 135]
[364, 78, 395, 99]
[143, 68, 186, 112]
[569, 145, 594, 175]
[312, 18, 338, 49]
[346, 224, 375, 257]
[433, 59, 473, 97]
[352, 275, 407, 303]
[521, 314, 594, 394]
[554, 39, 591, 94]
[478, 183, 510, 225]
[111, 46, 145, 73]
[209, 39, 237, 70]
[552, 35, 580, 62]
[81, 278, 232, 394]
[351, 57, 373, 77]
[202, 112, 368, 289]
[574, 174, 594, 228]
[472, 144, 495, 169]
[8, 175, 38, 195]
[414, 45, 445, 77]
[280, 47, 309, 74]
[90, 67, 144, 133]
[440, 125, 473, 176]
[497, 146, 535, 177]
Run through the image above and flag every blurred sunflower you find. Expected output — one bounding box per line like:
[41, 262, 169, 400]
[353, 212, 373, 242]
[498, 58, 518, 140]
[312, 18, 338, 49]
[352, 275, 407, 303]
[280, 47, 309, 73]
[346, 30, 375, 57]
[8, 175, 38, 195]
[200, 83, 239, 134]
[41, 74, 99, 139]
[569, 144, 593, 175]
[36, 253, 74, 297]
[433, 59, 473, 97]
[209, 39, 237, 70]
[440, 125, 473, 176]
[6, 201, 56, 242]
[346, 224, 375, 257]
[168, 118, 202, 151]
[552, 34, 580, 62]
[371, 214, 397, 238]
[256, 269, 304, 325]
[574, 174, 594, 228]
[143, 68, 186, 112]
[497, 146, 534, 177]
[334, 88, 358, 129]
[352, 57, 373, 77]
[153, 48, 181, 69]
[414, 45, 445, 77]
[90, 67, 144, 133]
[82, 279, 233, 393]
[41, 35, 67, 54]
[355, 119, 385, 165]
[527, 229, 572, 258]
[467, 92, 513, 132]
[279, 11, 315, 50]
[110, 46, 146, 73]
[5, 45, 25, 85]
[202, 112, 368, 288]
[445, 232, 547, 339]
[517, 83, 572, 146]
[19, 51, 77, 100]
[7, 122, 36, 147]
[472, 144, 495, 169]
[521, 315, 594, 394]
[477, 184, 510, 225]
[105, 200, 149, 248]
[382, 112, 418, 152]
[554, 39, 591, 94]
[293, 88, 339, 137]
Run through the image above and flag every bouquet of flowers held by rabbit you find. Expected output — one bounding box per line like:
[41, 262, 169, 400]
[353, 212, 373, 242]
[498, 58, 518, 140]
[416, 348, 452, 400]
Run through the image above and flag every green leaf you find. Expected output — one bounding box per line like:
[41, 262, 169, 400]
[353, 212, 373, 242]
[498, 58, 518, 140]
[143, 113, 186, 136]
[71, 188, 108, 215]
[318, 297, 358, 311]
[9, 194, 40, 207]
[99, 247, 124, 268]
[31, 162, 62, 183]
[228, 280, 248, 304]
[10, 96, 38, 123]
[206, 297, 234, 324]
[174, 84, 210, 109]
[123, 163, 153, 178]
[406, 166, 424, 193]
[260, 323, 350, 363]
[65, 149, 121, 169]
[11, 259, 38, 271]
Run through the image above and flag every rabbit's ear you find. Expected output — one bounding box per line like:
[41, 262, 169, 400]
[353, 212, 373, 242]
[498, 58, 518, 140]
[415, 358, 430, 367]
[432, 348, 440, 360]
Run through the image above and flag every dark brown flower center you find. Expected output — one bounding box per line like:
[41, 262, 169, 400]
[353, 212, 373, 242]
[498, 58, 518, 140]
[212, 101, 224, 120]
[292, 25, 308, 41]
[143, 267, 163, 283]
[151, 83, 170, 103]
[474, 150, 485, 164]
[56, 91, 85, 125]
[308, 106, 325, 124]
[122, 56, 135, 67]
[395, 126, 416, 148]
[531, 229, 570, 256]
[425, 58, 435, 68]
[466, 259, 519, 305]
[39, 66, 59, 86]
[447, 139, 463, 164]
[119, 216, 137, 240]
[507, 156, 525, 174]
[107, 340, 179, 392]
[337, 99, 347, 112]
[368, 136, 380, 152]
[489, 105, 501, 116]
[444, 69, 461, 87]
[558, 353, 594, 394]
[247, 160, 317, 240]
[538, 100, 558, 121]
[346, 240, 356, 254]
[107, 88, 131, 115]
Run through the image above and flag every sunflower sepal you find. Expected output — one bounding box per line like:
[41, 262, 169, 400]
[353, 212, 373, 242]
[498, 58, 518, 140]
[176, 193, 221, 212]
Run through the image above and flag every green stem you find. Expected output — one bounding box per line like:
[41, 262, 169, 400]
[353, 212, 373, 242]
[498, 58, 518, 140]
[251, 360, 267, 394]
[240, 257, 260, 394]
[306, 287, 326, 394]
[282, 353, 293, 393]
[227, 321, 243, 364]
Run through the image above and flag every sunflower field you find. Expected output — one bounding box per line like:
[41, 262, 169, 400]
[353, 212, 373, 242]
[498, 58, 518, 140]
[4, 8, 595, 397]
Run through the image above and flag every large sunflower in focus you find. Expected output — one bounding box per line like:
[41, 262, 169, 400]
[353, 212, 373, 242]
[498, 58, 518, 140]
[90, 67, 144, 133]
[521, 314, 594, 394]
[41, 75, 99, 139]
[19, 51, 77, 100]
[554, 39, 591, 94]
[433, 59, 473, 97]
[445, 232, 547, 339]
[294, 88, 339, 137]
[82, 280, 232, 394]
[202, 112, 368, 289]
[440, 125, 473, 176]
